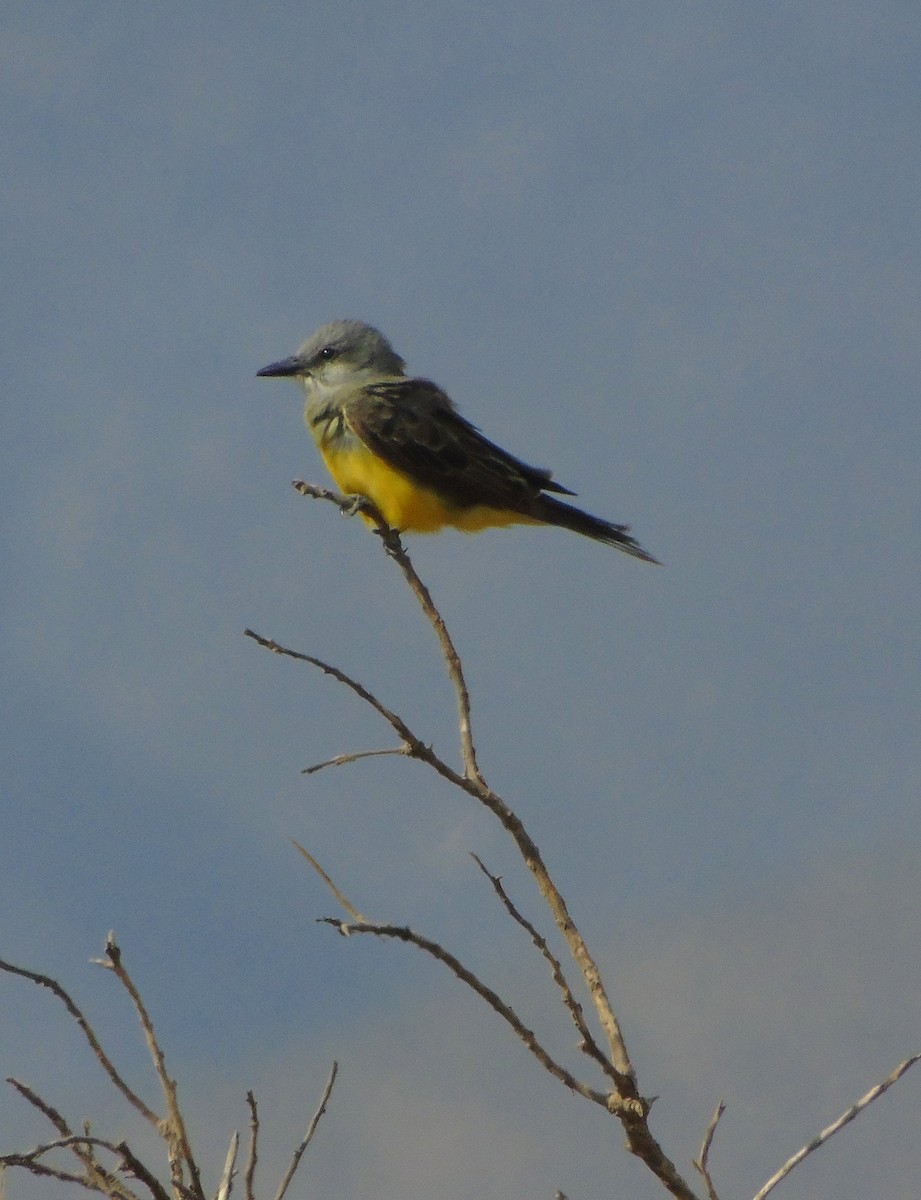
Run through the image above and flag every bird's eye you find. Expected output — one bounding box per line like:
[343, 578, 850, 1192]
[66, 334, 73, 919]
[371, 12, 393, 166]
[319, 345, 338, 360]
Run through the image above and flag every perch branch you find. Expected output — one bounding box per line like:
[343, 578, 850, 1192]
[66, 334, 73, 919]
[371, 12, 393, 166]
[292, 480, 484, 786]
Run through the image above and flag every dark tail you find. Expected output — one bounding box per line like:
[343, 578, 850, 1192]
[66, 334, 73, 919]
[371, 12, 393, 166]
[535, 495, 660, 563]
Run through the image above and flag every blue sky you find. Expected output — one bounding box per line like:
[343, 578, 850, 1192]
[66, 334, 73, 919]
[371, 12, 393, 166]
[2, 4, 920, 1197]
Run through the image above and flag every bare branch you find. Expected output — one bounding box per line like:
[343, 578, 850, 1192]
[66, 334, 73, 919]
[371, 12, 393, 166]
[113, 1141, 172, 1200]
[302, 745, 412, 775]
[0, 1125, 157, 1200]
[0, 957, 159, 1128]
[244, 1092, 258, 1200]
[3, 1079, 140, 1198]
[94, 935, 205, 1200]
[215, 1131, 239, 1200]
[470, 854, 619, 1086]
[372, 526, 484, 787]
[752, 1054, 921, 1200]
[0, 1157, 88, 1189]
[291, 480, 484, 786]
[6, 1077, 71, 1137]
[293, 843, 368, 923]
[273, 1062, 339, 1200]
[693, 1102, 725, 1200]
[244, 628, 425, 756]
[318, 918, 609, 1107]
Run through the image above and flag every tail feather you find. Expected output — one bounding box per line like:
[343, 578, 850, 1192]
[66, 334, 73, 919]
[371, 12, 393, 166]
[535, 495, 660, 563]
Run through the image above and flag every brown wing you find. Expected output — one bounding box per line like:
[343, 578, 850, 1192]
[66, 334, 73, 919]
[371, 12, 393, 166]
[343, 378, 575, 512]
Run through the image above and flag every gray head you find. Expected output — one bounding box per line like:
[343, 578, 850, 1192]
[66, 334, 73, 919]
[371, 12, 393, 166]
[257, 319, 406, 384]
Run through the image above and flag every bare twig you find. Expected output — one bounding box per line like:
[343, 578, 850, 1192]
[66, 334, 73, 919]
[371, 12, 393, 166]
[4, 1079, 141, 1199]
[303, 745, 412, 775]
[373, 526, 484, 787]
[274, 1062, 339, 1200]
[244, 1092, 258, 1200]
[751, 1054, 921, 1200]
[470, 854, 619, 1087]
[215, 1131, 239, 1200]
[94, 935, 205, 1200]
[693, 1101, 725, 1200]
[114, 1141, 172, 1200]
[291, 480, 484, 786]
[294, 842, 368, 923]
[0, 958, 159, 1128]
[244, 629, 425, 755]
[317, 917, 608, 1106]
[0, 1122, 157, 1200]
[6, 1078, 72, 1139]
[2, 947, 338, 1200]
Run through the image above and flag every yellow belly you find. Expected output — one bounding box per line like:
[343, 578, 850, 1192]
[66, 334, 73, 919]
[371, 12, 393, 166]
[320, 442, 535, 534]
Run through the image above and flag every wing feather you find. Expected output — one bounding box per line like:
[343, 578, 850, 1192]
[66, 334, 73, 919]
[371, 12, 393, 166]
[344, 379, 575, 512]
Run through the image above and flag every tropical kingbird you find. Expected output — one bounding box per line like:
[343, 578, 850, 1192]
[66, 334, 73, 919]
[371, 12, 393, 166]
[258, 319, 657, 562]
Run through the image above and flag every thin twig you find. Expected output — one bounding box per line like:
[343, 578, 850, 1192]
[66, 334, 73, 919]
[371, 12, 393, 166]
[318, 918, 608, 1106]
[693, 1101, 725, 1200]
[373, 526, 485, 787]
[0, 958, 159, 1128]
[470, 854, 619, 1086]
[302, 746, 411, 775]
[273, 1062, 339, 1200]
[0, 1157, 87, 1191]
[0, 1126, 149, 1200]
[4, 1079, 139, 1199]
[293, 842, 368, 923]
[6, 1078, 71, 1138]
[114, 1141, 172, 1200]
[215, 1130, 239, 1200]
[244, 629, 424, 755]
[751, 1054, 921, 1200]
[291, 481, 484, 786]
[95, 935, 205, 1200]
[244, 1092, 258, 1200]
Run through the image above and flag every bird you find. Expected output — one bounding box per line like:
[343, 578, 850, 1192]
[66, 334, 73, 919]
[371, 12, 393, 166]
[257, 319, 657, 562]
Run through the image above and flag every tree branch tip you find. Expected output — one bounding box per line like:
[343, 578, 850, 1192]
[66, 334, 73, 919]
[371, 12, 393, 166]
[317, 917, 352, 936]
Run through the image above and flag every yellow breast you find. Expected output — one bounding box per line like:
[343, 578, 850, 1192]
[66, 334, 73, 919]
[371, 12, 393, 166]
[319, 441, 534, 534]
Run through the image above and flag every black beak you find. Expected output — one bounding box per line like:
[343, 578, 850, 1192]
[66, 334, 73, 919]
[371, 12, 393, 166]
[257, 355, 304, 378]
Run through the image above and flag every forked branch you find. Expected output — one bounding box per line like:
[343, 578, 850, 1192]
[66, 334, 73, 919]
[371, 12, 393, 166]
[255, 482, 920, 1200]
[254, 482, 696, 1200]
[1, 941, 338, 1200]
